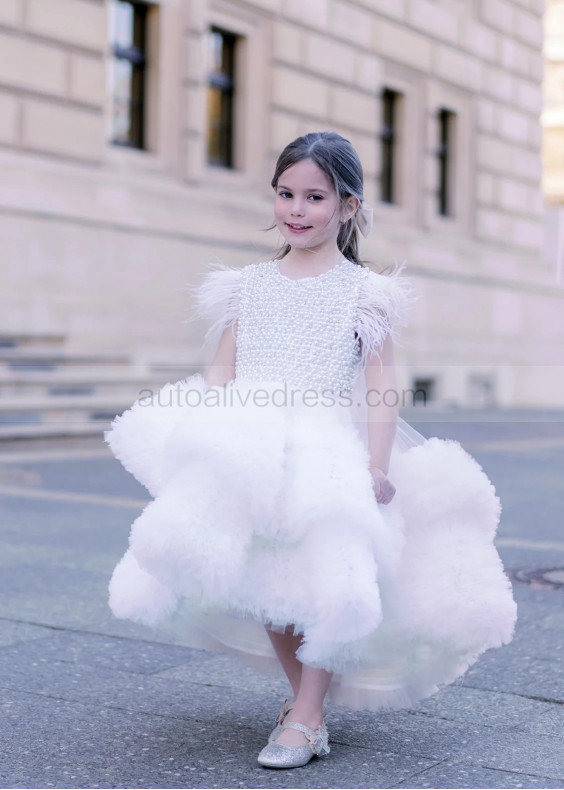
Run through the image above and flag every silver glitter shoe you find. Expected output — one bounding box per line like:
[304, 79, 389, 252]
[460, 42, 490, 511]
[267, 698, 328, 743]
[257, 721, 331, 769]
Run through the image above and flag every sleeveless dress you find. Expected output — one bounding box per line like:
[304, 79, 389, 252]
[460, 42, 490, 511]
[104, 258, 517, 712]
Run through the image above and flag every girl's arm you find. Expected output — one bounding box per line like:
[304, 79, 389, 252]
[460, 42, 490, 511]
[204, 321, 237, 386]
[364, 334, 398, 503]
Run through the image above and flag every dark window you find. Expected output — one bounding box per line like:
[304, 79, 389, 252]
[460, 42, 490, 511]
[110, 0, 149, 149]
[468, 373, 496, 407]
[413, 378, 435, 406]
[437, 108, 456, 216]
[207, 27, 238, 168]
[380, 88, 401, 204]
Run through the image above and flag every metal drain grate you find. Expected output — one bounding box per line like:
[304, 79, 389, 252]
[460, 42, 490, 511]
[510, 567, 564, 590]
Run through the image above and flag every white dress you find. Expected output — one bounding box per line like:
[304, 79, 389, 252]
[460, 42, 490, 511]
[105, 258, 517, 711]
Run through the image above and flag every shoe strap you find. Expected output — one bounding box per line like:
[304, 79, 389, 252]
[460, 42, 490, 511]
[275, 699, 327, 726]
[280, 721, 330, 755]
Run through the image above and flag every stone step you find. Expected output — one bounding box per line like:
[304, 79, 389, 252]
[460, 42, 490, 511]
[0, 338, 204, 439]
[0, 370, 188, 398]
[0, 421, 107, 440]
[0, 381, 204, 438]
[0, 394, 134, 423]
[0, 348, 134, 371]
[0, 332, 66, 351]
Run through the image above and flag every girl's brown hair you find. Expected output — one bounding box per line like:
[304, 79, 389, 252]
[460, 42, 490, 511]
[270, 131, 365, 266]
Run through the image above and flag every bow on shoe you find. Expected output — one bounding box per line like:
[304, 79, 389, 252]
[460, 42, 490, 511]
[355, 201, 373, 238]
[305, 726, 331, 756]
[275, 698, 293, 726]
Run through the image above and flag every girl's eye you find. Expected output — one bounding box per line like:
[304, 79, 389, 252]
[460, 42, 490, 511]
[278, 192, 323, 200]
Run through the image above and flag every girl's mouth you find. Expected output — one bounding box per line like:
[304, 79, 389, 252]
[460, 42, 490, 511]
[286, 223, 312, 234]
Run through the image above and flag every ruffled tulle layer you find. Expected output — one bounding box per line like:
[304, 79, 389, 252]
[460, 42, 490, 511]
[105, 373, 517, 711]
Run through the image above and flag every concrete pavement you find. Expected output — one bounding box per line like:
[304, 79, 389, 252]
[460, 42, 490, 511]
[0, 409, 563, 789]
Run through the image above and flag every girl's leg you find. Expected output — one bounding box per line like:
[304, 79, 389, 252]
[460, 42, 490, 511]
[265, 625, 303, 698]
[265, 626, 333, 748]
[275, 663, 333, 747]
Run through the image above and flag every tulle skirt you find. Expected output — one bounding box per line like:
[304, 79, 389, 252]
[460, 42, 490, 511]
[104, 373, 517, 711]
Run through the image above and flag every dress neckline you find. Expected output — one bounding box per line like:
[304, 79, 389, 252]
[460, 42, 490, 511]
[274, 258, 349, 282]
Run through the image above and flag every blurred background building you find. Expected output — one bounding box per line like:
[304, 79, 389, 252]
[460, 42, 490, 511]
[0, 0, 562, 436]
[543, 0, 564, 279]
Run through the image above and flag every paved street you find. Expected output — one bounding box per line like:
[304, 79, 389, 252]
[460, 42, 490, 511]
[1, 409, 563, 789]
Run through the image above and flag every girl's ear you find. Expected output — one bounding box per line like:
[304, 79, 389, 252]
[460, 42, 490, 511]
[341, 195, 361, 223]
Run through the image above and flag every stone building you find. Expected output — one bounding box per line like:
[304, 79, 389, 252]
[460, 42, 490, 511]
[543, 0, 564, 284]
[544, 0, 564, 200]
[0, 0, 561, 410]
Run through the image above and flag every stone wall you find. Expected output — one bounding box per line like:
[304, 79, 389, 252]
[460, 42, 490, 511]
[0, 0, 106, 161]
[0, 0, 562, 407]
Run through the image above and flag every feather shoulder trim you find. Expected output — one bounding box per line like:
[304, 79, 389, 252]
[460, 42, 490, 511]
[183, 262, 242, 345]
[355, 261, 416, 367]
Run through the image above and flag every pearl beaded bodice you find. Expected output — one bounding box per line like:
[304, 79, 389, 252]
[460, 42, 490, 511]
[235, 259, 369, 394]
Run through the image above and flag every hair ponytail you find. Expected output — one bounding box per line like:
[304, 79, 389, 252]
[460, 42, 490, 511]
[337, 217, 361, 266]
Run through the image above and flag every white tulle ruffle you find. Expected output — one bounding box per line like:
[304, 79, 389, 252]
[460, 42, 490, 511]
[105, 372, 517, 711]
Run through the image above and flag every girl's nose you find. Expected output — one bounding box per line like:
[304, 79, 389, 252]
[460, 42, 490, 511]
[291, 201, 305, 216]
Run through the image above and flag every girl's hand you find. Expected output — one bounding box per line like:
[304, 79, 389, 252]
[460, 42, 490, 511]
[370, 467, 396, 505]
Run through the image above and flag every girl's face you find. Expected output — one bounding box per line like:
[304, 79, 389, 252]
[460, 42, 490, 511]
[274, 159, 356, 253]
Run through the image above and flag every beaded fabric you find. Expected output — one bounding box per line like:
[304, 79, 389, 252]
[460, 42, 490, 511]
[236, 259, 367, 395]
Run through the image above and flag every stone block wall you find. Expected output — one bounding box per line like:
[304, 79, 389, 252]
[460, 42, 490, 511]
[0, 0, 562, 407]
[0, 0, 106, 162]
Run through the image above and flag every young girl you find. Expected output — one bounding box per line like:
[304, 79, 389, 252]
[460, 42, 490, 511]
[105, 132, 517, 770]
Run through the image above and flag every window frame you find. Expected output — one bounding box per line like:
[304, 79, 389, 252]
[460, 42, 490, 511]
[380, 87, 401, 205]
[181, 2, 269, 189]
[424, 81, 474, 236]
[437, 107, 456, 218]
[371, 66, 425, 229]
[109, 0, 149, 150]
[206, 26, 239, 169]
[104, 0, 183, 177]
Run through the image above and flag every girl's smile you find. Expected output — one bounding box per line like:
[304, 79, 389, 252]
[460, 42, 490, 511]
[286, 222, 312, 234]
